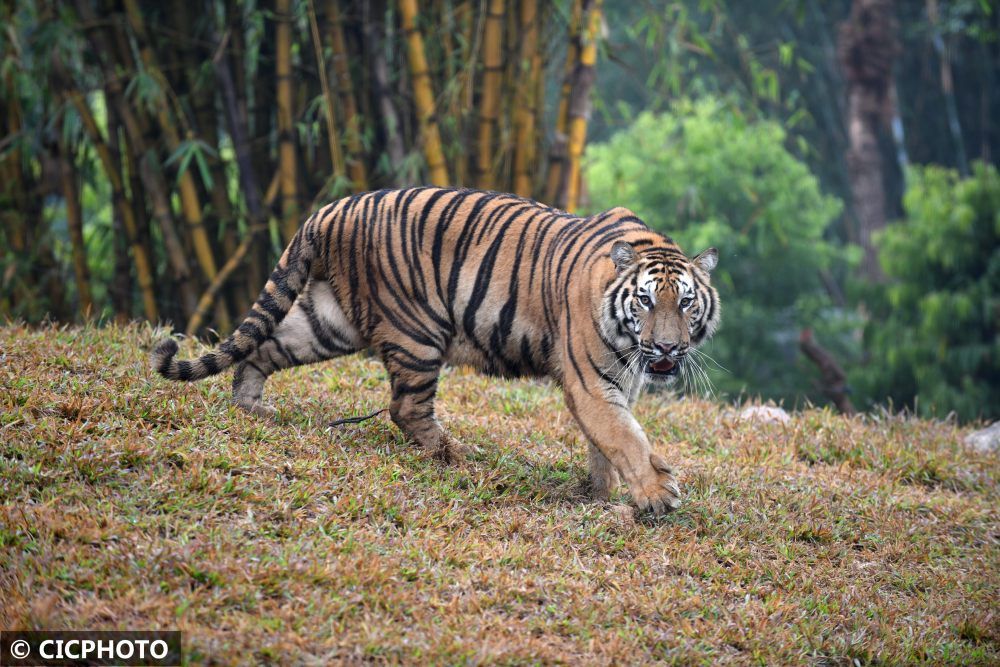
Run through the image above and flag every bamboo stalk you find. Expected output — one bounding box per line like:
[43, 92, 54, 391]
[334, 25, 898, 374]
[59, 146, 93, 316]
[475, 0, 504, 190]
[307, 0, 347, 184]
[211, 27, 273, 317]
[398, 0, 450, 186]
[327, 0, 369, 190]
[104, 101, 132, 322]
[450, 0, 475, 186]
[545, 0, 582, 204]
[122, 0, 223, 296]
[563, 0, 602, 213]
[75, 0, 213, 322]
[531, 10, 546, 196]
[62, 84, 158, 321]
[513, 0, 539, 197]
[367, 10, 406, 186]
[276, 0, 300, 242]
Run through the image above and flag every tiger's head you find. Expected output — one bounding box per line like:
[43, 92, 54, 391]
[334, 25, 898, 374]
[603, 239, 721, 383]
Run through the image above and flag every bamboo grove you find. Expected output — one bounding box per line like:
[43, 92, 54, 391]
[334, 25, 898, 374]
[0, 0, 605, 334]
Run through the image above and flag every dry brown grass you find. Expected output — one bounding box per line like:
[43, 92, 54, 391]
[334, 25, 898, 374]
[1, 323, 997, 664]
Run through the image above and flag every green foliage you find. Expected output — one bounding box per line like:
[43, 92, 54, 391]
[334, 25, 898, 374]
[855, 163, 1000, 422]
[585, 99, 851, 403]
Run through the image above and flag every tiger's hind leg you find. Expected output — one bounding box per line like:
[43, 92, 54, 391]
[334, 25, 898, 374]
[233, 279, 362, 417]
[588, 442, 621, 502]
[378, 339, 463, 463]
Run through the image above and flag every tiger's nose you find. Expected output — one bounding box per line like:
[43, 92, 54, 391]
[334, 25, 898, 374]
[655, 342, 686, 358]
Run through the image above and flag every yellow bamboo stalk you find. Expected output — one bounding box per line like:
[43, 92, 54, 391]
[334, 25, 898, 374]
[122, 0, 221, 290]
[276, 0, 300, 242]
[65, 90, 158, 321]
[564, 0, 602, 213]
[399, 0, 450, 186]
[475, 0, 504, 190]
[327, 0, 368, 190]
[513, 0, 539, 197]
[545, 0, 582, 203]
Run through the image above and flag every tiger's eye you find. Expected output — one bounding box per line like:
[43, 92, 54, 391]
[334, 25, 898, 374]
[638, 294, 652, 309]
[680, 296, 693, 308]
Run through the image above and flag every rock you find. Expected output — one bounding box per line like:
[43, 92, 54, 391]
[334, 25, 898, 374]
[964, 422, 1000, 453]
[737, 405, 791, 425]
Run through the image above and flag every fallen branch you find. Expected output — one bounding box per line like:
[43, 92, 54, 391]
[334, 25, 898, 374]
[185, 225, 266, 336]
[800, 329, 856, 415]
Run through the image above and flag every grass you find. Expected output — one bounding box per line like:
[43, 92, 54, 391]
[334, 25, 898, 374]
[1, 322, 998, 665]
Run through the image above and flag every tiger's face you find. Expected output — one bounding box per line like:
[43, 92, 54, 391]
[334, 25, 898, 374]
[605, 240, 720, 382]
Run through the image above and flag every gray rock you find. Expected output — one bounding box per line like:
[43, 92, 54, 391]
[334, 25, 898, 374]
[964, 422, 1000, 453]
[738, 405, 791, 425]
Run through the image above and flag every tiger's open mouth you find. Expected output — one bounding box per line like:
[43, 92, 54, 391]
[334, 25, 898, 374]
[647, 357, 678, 376]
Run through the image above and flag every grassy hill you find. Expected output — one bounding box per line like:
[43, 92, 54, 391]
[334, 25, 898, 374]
[1, 323, 997, 664]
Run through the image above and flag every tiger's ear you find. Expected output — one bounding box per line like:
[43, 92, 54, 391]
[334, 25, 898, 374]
[693, 247, 718, 274]
[610, 241, 637, 273]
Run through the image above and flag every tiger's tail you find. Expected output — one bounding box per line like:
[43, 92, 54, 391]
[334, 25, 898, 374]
[151, 218, 316, 382]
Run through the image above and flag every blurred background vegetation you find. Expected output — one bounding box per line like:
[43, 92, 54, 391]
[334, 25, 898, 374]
[1, 0, 997, 421]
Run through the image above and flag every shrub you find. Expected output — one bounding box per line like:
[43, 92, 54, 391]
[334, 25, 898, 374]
[855, 162, 1000, 422]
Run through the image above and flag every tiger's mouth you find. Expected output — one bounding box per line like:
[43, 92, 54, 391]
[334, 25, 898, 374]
[647, 357, 679, 377]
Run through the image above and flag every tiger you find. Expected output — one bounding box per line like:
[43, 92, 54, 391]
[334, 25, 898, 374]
[151, 187, 720, 515]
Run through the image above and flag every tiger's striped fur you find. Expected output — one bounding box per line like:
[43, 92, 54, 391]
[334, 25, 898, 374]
[151, 187, 720, 515]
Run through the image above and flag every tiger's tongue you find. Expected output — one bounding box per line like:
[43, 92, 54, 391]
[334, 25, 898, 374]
[651, 358, 675, 373]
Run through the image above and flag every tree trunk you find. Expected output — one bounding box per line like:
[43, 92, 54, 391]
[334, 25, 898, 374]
[838, 0, 897, 282]
[475, 0, 504, 190]
[398, 0, 450, 186]
[926, 0, 968, 176]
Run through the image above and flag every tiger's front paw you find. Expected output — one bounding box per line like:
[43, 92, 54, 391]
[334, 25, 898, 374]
[630, 453, 681, 515]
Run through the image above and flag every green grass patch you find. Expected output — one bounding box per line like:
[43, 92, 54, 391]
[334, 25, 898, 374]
[0, 323, 997, 664]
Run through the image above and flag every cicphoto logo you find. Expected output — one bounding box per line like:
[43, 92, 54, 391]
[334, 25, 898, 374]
[1, 631, 181, 667]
